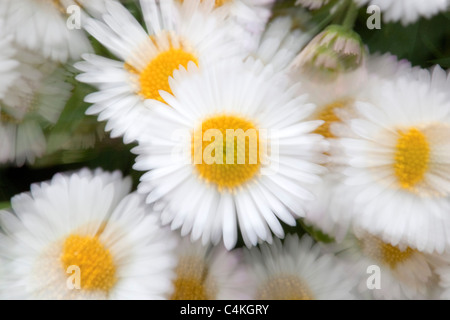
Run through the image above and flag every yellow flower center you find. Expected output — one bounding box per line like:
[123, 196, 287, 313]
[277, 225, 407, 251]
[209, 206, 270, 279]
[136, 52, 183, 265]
[61, 234, 117, 292]
[257, 275, 314, 300]
[361, 234, 416, 269]
[314, 100, 349, 138]
[126, 42, 198, 103]
[394, 128, 430, 190]
[0, 110, 21, 124]
[213, 0, 233, 5]
[192, 115, 262, 191]
[171, 256, 214, 300]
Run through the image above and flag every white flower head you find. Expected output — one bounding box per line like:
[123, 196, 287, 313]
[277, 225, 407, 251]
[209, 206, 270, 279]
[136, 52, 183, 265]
[298, 53, 414, 242]
[245, 234, 357, 299]
[339, 228, 438, 299]
[170, 236, 252, 300]
[0, 168, 177, 300]
[336, 66, 450, 253]
[0, 51, 72, 166]
[0, 0, 96, 62]
[133, 58, 327, 250]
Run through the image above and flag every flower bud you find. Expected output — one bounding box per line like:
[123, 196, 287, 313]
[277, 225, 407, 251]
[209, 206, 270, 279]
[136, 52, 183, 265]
[291, 24, 366, 81]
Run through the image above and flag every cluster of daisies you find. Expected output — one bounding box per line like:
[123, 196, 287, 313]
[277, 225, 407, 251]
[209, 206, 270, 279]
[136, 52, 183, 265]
[0, 0, 450, 300]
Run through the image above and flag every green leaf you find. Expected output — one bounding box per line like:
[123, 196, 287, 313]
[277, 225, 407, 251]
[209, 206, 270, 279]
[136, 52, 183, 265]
[429, 57, 450, 67]
[356, 13, 450, 68]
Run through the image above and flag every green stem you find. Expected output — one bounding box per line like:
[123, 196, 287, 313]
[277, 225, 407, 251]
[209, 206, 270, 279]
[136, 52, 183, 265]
[309, 0, 351, 36]
[342, 0, 359, 30]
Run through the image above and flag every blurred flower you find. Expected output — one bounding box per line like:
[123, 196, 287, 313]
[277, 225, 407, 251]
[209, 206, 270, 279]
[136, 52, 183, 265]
[0, 168, 177, 299]
[170, 236, 251, 300]
[335, 66, 450, 253]
[354, 0, 449, 26]
[245, 235, 357, 299]
[296, 54, 413, 241]
[76, 0, 243, 144]
[339, 228, 438, 299]
[0, 51, 72, 166]
[0, 0, 98, 63]
[0, 0, 447, 302]
[133, 59, 327, 249]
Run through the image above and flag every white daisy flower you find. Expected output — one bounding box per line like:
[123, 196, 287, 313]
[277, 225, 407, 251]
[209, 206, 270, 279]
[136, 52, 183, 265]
[245, 234, 357, 299]
[250, 16, 310, 72]
[170, 236, 251, 300]
[353, 0, 449, 25]
[336, 65, 450, 253]
[339, 229, 435, 300]
[297, 53, 413, 241]
[0, 168, 177, 300]
[0, 0, 95, 63]
[0, 53, 72, 166]
[76, 0, 243, 144]
[133, 59, 327, 250]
